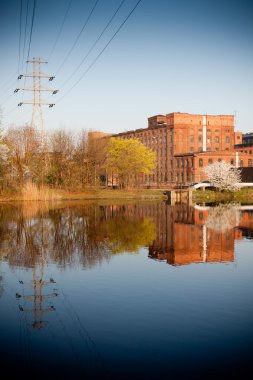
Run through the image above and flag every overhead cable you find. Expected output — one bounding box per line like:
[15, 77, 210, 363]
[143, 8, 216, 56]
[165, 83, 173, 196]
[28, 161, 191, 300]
[62, 0, 126, 87]
[18, 0, 23, 75]
[48, 0, 73, 61]
[20, 0, 30, 74]
[58, 0, 142, 103]
[56, 0, 100, 74]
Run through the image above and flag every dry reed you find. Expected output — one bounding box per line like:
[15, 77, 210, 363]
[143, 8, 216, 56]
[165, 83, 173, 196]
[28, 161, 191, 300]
[22, 182, 61, 201]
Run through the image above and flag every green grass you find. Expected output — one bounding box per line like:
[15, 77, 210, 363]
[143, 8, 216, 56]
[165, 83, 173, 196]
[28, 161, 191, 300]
[192, 188, 253, 204]
[0, 187, 167, 202]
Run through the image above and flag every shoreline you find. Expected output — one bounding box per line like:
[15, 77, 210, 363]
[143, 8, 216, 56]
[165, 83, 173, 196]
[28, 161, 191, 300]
[1, 188, 253, 204]
[0, 188, 167, 202]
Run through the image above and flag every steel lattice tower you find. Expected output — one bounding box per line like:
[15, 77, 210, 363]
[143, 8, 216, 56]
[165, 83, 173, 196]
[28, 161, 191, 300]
[15, 57, 58, 146]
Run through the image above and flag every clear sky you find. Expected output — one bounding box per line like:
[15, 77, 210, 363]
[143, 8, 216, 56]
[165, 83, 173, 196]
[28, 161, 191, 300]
[0, 0, 253, 135]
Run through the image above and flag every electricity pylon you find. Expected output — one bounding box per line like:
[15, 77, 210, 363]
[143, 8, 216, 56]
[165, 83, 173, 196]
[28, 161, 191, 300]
[16, 256, 57, 330]
[15, 57, 58, 148]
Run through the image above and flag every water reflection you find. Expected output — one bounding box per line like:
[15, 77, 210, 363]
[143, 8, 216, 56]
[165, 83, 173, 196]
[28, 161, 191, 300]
[0, 202, 253, 378]
[1, 202, 253, 270]
[149, 203, 253, 265]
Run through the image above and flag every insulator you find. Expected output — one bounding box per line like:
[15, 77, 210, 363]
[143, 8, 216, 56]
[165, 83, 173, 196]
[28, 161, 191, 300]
[18, 102, 23, 106]
[14, 88, 19, 93]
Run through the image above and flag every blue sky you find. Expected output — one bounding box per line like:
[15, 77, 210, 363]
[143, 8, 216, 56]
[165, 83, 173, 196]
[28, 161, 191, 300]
[0, 0, 253, 135]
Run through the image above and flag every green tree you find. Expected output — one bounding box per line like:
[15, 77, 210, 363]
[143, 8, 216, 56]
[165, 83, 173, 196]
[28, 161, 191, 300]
[105, 138, 156, 188]
[103, 217, 156, 254]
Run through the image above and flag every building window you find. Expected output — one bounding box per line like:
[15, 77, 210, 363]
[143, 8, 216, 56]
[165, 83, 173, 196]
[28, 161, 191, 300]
[226, 137, 230, 143]
[218, 158, 222, 162]
[215, 136, 219, 143]
[198, 136, 202, 142]
[207, 137, 211, 143]
[225, 129, 230, 133]
[249, 159, 252, 167]
[190, 135, 194, 142]
[230, 159, 234, 165]
[240, 160, 244, 167]
[199, 158, 203, 167]
[208, 158, 213, 165]
[190, 147, 194, 152]
[237, 136, 240, 139]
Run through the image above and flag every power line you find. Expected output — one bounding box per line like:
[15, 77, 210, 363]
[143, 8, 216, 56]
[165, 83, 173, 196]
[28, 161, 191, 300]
[18, 0, 23, 75]
[20, 0, 30, 75]
[56, 0, 100, 74]
[26, 0, 36, 61]
[48, 0, 73, 61]
[58, 0, 142, 103]
[62, 0, 126, 88]
[0, 93, 14, 107]
[22, 0, 36, 102]
[0, 77, 17, 100]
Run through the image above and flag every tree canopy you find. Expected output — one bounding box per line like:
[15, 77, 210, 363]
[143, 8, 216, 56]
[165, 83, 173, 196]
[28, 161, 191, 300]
[203, 161, 241, 191]
[105, 138, 156, 188]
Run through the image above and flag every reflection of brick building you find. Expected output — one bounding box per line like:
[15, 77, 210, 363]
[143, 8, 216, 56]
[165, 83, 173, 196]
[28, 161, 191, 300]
[113, 112, 239, 186]
[148, 205, 235, 266]
[103, 203, 253, 267]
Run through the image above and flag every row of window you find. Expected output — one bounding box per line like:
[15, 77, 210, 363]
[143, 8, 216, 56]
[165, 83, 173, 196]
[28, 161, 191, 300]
[198, 158, 252, 167]
[189, 136, 230, 143]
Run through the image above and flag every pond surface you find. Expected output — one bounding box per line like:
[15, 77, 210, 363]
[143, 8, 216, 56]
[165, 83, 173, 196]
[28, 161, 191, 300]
[0, 201, 253, 379]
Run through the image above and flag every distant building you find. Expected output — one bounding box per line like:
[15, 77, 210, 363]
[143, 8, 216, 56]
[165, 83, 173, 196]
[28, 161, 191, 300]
[242, 133, 253, 145]
[174, 151, 253, 184]
[112, 112, 242, 186]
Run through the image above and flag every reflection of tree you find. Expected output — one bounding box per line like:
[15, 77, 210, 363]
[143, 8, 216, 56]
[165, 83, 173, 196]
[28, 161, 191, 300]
[102, 217, 156, 254]
[0, 203, 156, 268]
[205, 203, 241, 232]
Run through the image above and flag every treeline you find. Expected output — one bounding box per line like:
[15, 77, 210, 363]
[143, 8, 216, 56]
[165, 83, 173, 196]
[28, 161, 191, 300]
[0, 125, 107, 193]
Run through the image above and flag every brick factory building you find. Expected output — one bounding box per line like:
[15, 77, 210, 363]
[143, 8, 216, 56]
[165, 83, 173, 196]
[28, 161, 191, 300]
[174, 151, 253, 184]
[112, 112, 244, 187]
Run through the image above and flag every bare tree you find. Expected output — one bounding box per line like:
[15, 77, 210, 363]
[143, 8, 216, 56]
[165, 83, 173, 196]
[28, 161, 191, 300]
[48, 129, 76, 188]
[4, 125, 41, 187]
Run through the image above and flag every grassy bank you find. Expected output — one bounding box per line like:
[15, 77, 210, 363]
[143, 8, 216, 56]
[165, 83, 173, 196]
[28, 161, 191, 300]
[0, 187, 167, 202]
[192, 188, 253, 204]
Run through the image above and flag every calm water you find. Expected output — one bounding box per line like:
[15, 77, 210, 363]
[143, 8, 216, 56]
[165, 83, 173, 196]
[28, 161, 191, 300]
[0, 201, 253, 379]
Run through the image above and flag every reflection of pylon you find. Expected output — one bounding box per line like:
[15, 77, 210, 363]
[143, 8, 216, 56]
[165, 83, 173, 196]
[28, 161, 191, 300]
[15, 57, 58, 149]
[16, 258, 57, 330]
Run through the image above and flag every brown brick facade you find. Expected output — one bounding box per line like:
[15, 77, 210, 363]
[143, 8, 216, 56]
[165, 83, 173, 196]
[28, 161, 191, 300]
[113, 112, 242, 186]
[174, 150, 253, 184]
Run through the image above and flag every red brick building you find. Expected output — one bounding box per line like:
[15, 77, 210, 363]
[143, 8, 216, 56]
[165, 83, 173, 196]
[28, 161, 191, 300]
[174, 150, 253, 184]
[113, 112, 243, 186]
